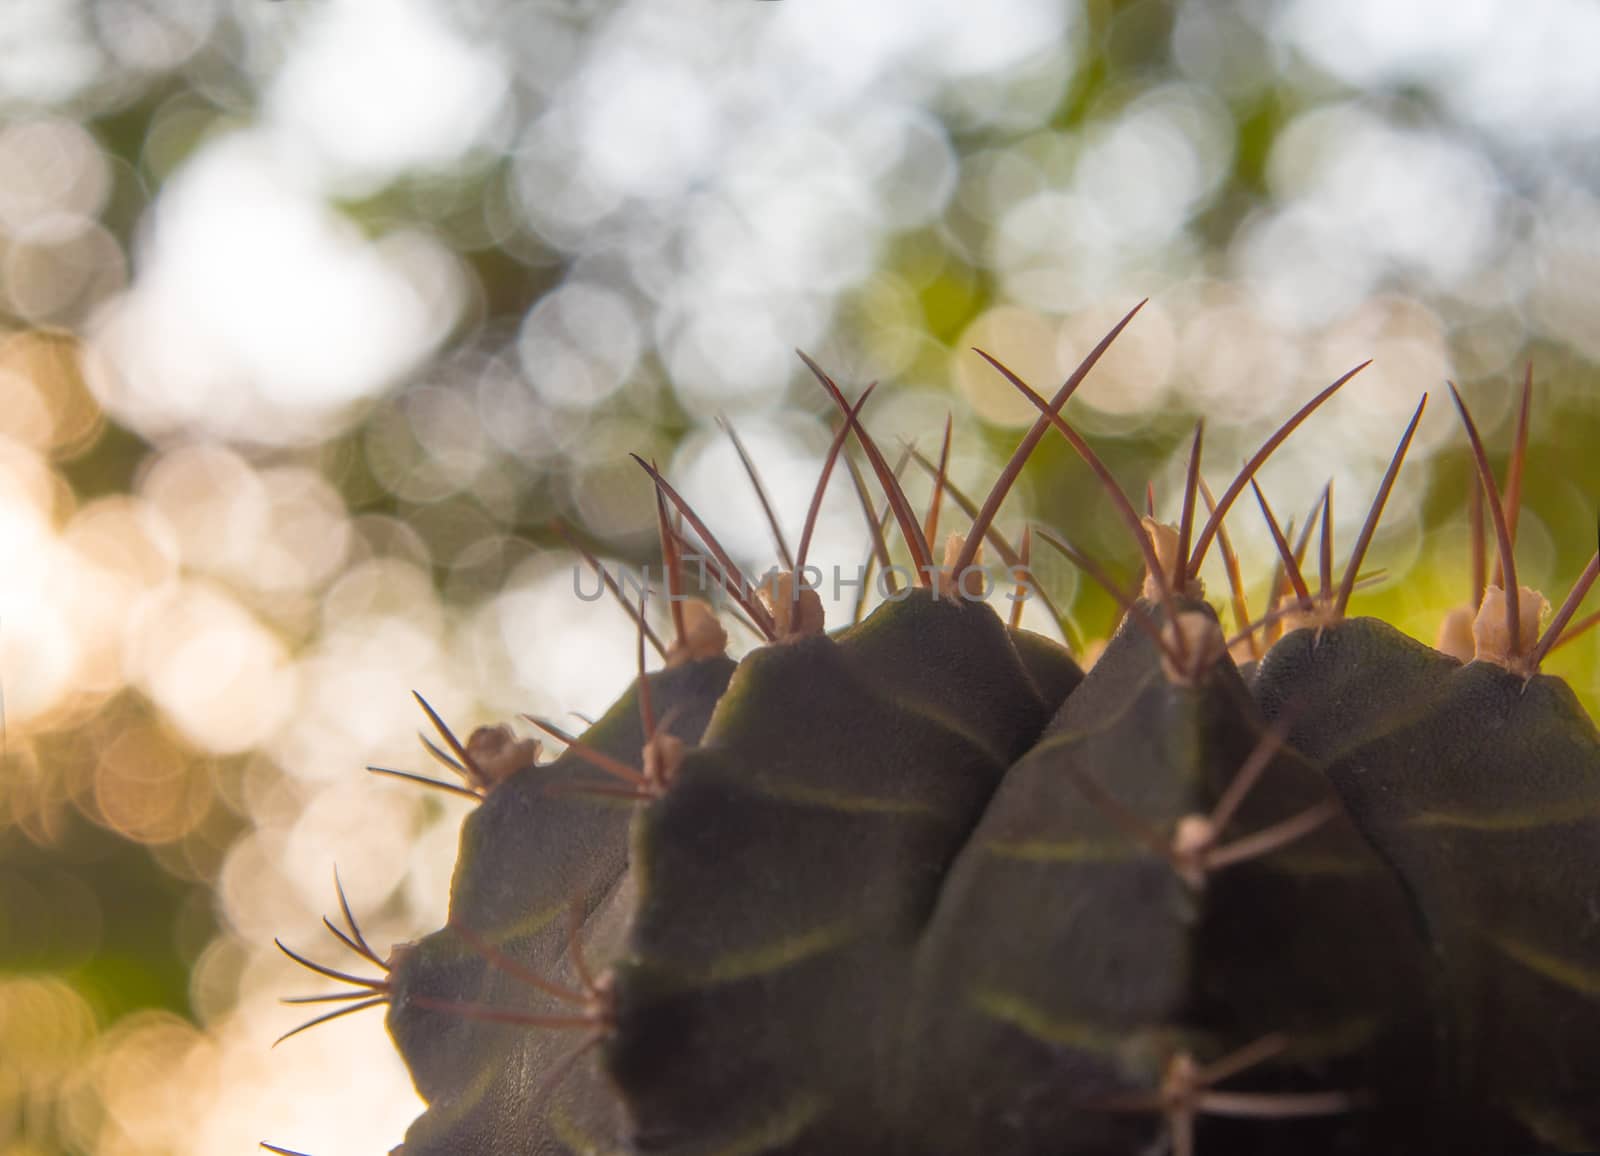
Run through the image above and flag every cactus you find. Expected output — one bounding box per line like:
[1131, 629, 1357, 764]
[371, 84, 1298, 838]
[270, 303, 1600, 1156]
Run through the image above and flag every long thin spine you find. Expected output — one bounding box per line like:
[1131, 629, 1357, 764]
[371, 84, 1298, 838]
[1447, 383, 1522, 655]
[366, 764, 484, 801]
[654, 475, 689, 650]
[1318, 482, 1334, 603]
[1469, 475, 1486, 610]
[1251, 481, 1312, 607]
[924, 415, 953, 552]
[797, 352, 935, 583]
[980, 354, 1188, 662]
[330, 867, 384, 971]
[1334, 395, 1427, 617]
[631, 455, 778, 640]
[553, 520, 666, 659]
[1186, 362, 1370, 575]
[1207, 720, 1293, 835]
[952, 299, 1148, 575]
[412, 692, 491, 793]
[446, 918, 591, 1007]
[1493, 364, 1534, 589]
[846, 448, 905, 611]
[796, 384, 877, 571]
[719, 417, 795, 572]
[519, 716, 650, 791]
[636, 589, 657, 739]
[905, 447, 1070, 629]
[1199, 478, 1254, 657]
[1528, 549, 1600, 670]
[1033, 528, 1186, 668]
[1010, 526, 1032, 631]
[1175, 420, 1204, 590]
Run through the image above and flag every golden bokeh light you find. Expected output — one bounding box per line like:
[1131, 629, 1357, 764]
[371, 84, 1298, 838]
[3, 4, 1599, 1155]
[90, 1012, 215, 1154]
[0, 976, 97, 1150]
[0, 329, 106, 459]
[126, 580, 297, 757]
[92, 722, 213, 847]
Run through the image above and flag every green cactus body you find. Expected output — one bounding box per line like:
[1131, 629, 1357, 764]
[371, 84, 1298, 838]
[271, 323, 1600, 1156]
[394, 594, 1082, 1154]
[1254, 616, 1600, 1151]
[387, 654, 736, 1154]
[384, 596, 1450, 1156]
[907, 599, 1439, 1156]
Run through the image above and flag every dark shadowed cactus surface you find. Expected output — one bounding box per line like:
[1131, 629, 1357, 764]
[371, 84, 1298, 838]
[272, 310, 1600, 1156]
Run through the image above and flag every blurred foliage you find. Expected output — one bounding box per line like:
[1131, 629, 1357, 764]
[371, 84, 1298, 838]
[1, 0, 1598, 1152]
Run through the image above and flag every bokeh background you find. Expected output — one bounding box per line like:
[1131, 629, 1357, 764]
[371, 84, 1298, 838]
[2, 0, 1598, 1152]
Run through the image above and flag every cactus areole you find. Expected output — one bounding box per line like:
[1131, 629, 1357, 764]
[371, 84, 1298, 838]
[272, 306, 1600, 1156]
